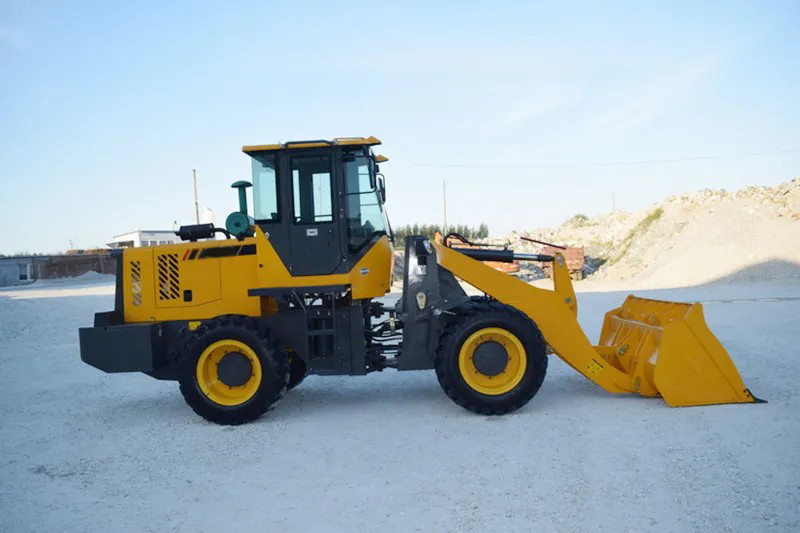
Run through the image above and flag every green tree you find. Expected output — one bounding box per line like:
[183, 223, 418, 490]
[391, 223, 490, 246]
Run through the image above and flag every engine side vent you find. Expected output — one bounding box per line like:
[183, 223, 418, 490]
[157, 253, 180, 301]
[130, 261, 142, 306]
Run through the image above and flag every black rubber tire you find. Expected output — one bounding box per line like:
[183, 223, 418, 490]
[435, 300, 548, 415]
[287, 354, 307, 390]
[178, 316, 289, 425]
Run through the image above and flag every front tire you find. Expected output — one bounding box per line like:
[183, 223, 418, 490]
[178, 316, 289, 425]
[435, 301, 548, 415]
[287, 354, 307, 390]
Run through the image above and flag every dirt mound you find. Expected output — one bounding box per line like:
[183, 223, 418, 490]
[514, 179, 800, 287]
[30, 270, 115, 287]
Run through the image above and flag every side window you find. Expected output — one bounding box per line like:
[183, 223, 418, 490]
[252, 155, 279, 221]
[291, 155, 333, 224]
[344, 154, 386, 251]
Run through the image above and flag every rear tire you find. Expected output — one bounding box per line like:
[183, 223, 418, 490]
[435, 301, 548, 415]
[178, 316, 289, 425]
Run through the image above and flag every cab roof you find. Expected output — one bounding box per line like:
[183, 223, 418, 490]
[242, 136, 381, 154]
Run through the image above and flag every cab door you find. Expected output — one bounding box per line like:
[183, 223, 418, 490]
[287, 152, 343, 275]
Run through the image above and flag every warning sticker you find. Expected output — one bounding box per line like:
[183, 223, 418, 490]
[586, 360, 603, 376]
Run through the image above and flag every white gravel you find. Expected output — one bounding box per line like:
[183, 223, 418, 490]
[1, 279, 799, 532]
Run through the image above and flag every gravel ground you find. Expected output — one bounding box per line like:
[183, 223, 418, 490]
[1, 278, 799, 532]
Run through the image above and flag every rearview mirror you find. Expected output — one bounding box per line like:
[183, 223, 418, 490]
[369, 158, 377, 189]
[377, 174, 386, 203]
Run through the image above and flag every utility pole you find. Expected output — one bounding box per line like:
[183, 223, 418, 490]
[442, 178, 447, 235]
[192, 169, 200, 224]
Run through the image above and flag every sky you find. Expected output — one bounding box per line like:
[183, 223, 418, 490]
[1, 1, 798, 253]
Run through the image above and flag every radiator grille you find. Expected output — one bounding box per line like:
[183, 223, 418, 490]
[130, 261, 142, 306]
[157, 253, 180, 300]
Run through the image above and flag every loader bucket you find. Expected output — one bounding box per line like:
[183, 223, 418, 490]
[598, 295, 759, 406]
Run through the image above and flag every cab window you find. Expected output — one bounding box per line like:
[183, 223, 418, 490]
[344, 153, 387, 251]
[252, 154, 279, 222]
[291, 155, 334, 224]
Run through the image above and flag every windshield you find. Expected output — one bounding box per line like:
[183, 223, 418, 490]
[344, 153, 388, 251]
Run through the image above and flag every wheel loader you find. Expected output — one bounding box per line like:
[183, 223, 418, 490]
[78, 137, 761, 424]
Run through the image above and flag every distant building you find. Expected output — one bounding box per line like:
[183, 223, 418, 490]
[0, 254, 116, 287]
[0, 256, 41, 286]
[108, 230, 179, 249]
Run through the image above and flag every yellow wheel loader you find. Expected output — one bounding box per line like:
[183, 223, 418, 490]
[78, 137, 761, 424]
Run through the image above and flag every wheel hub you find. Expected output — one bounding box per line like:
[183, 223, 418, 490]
[458, 327, 527, 396]
[216, 352, 253, 387]
[472, 341, 509, 376]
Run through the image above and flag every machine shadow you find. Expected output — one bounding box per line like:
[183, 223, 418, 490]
[267, 371, 608, 422]
[273, 376, 447, 416]
[99, 372, 605, 426]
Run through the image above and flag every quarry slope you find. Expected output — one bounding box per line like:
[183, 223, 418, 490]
[516, 179, 800, 288]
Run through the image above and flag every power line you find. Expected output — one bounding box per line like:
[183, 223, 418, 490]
[410, 146, 800, 169]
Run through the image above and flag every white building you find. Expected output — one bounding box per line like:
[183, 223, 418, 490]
[0, 256, 39, 286]
[108, 230, 180, 249]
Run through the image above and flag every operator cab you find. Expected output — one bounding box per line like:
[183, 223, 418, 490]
[241, 137, 391, 276]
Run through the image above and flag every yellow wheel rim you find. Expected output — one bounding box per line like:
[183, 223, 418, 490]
[458, 327, 526, 395]
[196, 339, 262, 406]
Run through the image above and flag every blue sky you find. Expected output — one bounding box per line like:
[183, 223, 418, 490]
[1, 1, 798, 253]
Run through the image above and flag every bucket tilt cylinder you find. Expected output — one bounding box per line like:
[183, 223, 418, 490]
[454, 247, 553, 264]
